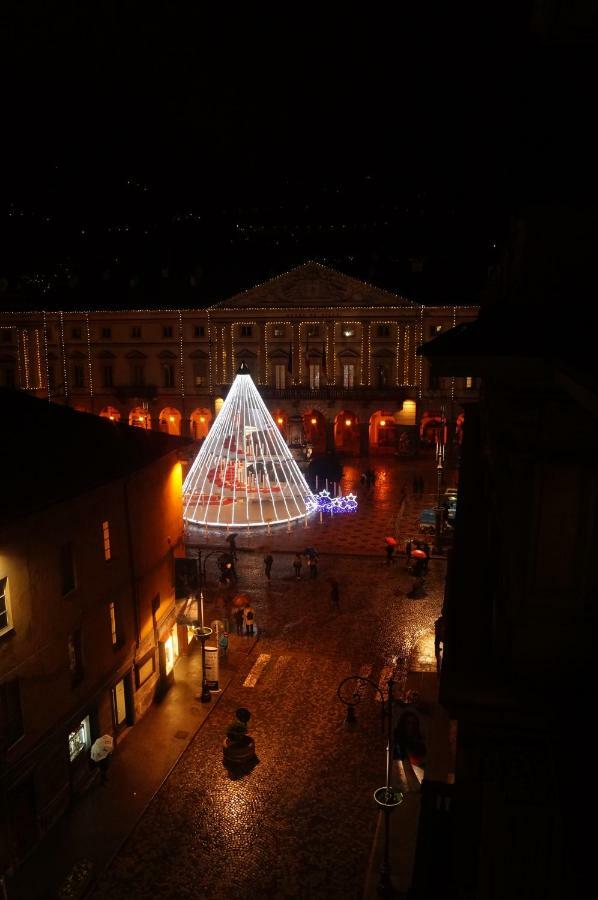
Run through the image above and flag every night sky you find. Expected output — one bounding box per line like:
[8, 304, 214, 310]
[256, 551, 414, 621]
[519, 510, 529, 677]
[1, 5, 596, 308]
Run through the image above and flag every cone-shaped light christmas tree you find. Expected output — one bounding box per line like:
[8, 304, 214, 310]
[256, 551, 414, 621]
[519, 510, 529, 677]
[183, 363, 315, 527]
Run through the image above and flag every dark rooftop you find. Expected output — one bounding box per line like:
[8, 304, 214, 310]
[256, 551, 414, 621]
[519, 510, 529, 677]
[0, 389, 191, 525]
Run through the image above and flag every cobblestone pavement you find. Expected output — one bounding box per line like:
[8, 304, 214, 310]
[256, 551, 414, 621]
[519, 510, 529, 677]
[187, 453, 458, 558]
[91, 553, 444, 900]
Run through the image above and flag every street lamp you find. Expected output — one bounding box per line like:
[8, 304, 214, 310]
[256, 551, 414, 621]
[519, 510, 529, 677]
[192, 550, 222, 703]
[337, 674, 405, 897]
[433, 408, 446, 554]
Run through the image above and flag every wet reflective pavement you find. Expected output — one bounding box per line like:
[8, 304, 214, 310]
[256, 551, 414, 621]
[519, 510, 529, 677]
[91, 552, 444, 900]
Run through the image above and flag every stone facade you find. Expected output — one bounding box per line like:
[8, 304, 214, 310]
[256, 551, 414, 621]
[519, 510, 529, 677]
[0, 263, 479, 453]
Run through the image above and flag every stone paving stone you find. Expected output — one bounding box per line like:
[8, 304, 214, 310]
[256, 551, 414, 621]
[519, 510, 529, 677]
[91, 553, 445, 900]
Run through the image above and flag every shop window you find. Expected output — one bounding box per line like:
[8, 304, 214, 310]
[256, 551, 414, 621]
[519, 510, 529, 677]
[136, 652, 156, 688]
[68, 715, 90, 762]
[0, 678, 24, 749]
[102, 521, 111, 560]
[1, 576, 11, 631]
[112, 677, 128, 727]
[60, 542, 76, 595]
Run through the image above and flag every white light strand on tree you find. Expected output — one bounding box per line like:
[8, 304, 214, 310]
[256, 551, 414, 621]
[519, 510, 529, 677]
[183, 364, 315, 527]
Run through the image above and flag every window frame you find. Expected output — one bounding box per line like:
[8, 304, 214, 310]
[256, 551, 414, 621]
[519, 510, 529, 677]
[240, 325, 253, 338]
[109, 601, 118, 646]
[0, 576, 11, 633]
[68, 715, 90, 763]
[101, 327, 112, 339]
[102, 521, 111, 561]
[194, 325, 205, 338]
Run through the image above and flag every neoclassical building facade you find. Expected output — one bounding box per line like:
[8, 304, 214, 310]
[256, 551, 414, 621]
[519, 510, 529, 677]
[0, 263, 479, 454]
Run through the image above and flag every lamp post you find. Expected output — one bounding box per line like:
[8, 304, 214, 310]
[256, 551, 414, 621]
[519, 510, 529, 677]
[433, 408, 446, 555]
[193, 551, 220, 703]
[337, 674, 405, 897]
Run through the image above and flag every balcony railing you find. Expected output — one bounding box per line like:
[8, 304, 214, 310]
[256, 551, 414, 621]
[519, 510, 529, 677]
[113, 384, 159, 401]
[217, 384, 408, 402]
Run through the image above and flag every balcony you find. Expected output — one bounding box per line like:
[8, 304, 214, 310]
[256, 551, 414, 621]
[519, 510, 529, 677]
[217, 384, 408, 403]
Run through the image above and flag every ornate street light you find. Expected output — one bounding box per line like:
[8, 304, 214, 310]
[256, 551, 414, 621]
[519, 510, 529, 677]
[337, 674, 406, 897]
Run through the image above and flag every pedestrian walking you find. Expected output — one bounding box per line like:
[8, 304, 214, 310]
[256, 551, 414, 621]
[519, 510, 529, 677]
[226, 533, 238, 560]
[233, 607, 244, 636]
[405, 539, 412, 565]
[264, 553, 273, 581]
[293, 553, 302, 579]
[329, 578, 341, 610]
[219, 631, 229, 659]
[308, 556, 318, 579]
[423, 542, 431, 573]
[243, 604, 255, 636]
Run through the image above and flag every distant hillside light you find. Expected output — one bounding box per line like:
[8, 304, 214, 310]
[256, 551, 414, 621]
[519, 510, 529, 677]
[183, 363, 315, 527]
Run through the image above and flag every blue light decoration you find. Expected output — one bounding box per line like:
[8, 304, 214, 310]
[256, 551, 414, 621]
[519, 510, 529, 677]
[305, 490, 358, 514]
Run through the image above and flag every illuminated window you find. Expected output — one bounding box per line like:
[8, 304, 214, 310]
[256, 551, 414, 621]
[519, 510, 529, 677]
[273, 326, 285, 337]
[309, 364, 320, 389]
[343, 364, 355, 388]
[275, 364, 286, 389]
[429, 325, 443, 338]
[342, 327, 354, 338]
[68, 715, 90, 762]
[466, 376, 473, 389]
[240, 325, 253, 337]
[377, 325, 390, 337]
[163, 326, 173, 338]
[0, 577, 10, 631]
[136, 653, 155, 687]
[109, 602, 117, 645]
[102, 521, 111, 560]
[101, 327, 112, 339]
[60, 542, 76, 595]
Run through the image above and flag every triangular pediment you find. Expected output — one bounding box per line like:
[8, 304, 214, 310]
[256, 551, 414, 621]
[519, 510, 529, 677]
[96, 350, 117, 359]
[157, 350, 177, 360]
[209, 262, 415, 311]
[68, 350, 87, 360]
[125, 350, 148, 360]
[268, 347, 290, 360]
[371, 347, 395, 358]
[188, 349, 209, 359]
[337, 348, 360, 359]
[235, 348, 257, 359]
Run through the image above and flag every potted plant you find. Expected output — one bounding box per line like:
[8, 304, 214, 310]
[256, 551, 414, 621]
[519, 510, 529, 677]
[223, 707, 256, 764]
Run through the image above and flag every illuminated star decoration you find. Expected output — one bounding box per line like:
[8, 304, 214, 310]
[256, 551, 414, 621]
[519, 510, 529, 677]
[183, 362, 315, 527]
[306, 489, 358, 514]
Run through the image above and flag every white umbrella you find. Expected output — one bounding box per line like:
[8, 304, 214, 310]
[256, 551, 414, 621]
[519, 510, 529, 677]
[91, 735, 113, 762]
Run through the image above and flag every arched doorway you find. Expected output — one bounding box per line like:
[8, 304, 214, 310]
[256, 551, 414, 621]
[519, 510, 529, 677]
[100, 406, 121, 422]
[303, 409, 326, 453]
[369, 410, 397, 450]
[419, 413, 446, 445]
[334, 411, 359, 453]
[273, 410, 287, 440]
[159, 407, 181, 435]
[129, 406, 151, 429]
[456, 410, 465, 445]
[190, 407, 212, 440]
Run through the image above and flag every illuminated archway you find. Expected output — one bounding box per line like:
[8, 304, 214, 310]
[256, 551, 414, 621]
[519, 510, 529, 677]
[190, 407, 212, 440]
[129, 406, 151, 430]
[273, 410, 287, 439]
[159, 406, 181, 435]
[369, 410, 396, 449]
[99, 406, 121, 422]
[334, 411, 359, 452]
[303, 409, 326, 452]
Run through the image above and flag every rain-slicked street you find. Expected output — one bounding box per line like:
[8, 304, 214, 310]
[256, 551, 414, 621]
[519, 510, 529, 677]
[91, 549, 444, 900]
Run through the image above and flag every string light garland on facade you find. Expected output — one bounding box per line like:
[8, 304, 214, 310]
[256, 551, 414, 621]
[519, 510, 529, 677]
[59, 311, 68, 401]
[34, 329, 43, 390]
[178, 310, 185, 398]
[403, 324, 410, 386]
[22, 330, 30, 388]
[85, 314, 94, 399]
[418, 306, 424, 399]
[299, 321, 324, 385]
[368, 321, 395, 387]
[232, 322, 259, 383]
[42, 310, 51, 400]
[264, 321, 293, 384]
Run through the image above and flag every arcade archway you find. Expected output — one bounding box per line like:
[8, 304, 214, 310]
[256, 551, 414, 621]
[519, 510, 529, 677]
[303, 409, 326, 453]
[334, 411, 359, 453]
[129, 406, 151, 429]
[190, 407, 212, 440]
[99, 406, 120, 422]
[159, 406, 181, 435]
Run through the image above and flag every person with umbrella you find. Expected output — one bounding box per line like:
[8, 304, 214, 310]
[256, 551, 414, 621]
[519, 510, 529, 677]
[90, 735, 114, 784]
[226, 533, 238, 561]
[385, 536, 397, 564]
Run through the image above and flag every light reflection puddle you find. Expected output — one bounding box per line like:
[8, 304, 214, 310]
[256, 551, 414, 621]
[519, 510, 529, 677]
[243, 653, 271, 687]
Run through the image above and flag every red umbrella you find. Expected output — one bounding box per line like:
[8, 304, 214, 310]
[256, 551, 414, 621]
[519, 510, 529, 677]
[385, 537, 397, 545]
[232, 593, 251, 607]
[411, 549, 426, 559]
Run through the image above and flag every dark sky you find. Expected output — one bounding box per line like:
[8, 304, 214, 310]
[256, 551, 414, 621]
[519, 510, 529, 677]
[1, 4, 596, 306]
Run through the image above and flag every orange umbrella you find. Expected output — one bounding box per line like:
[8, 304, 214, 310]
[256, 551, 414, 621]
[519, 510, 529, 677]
[411, 549, 426, 559]
[385, 537, 397, 545]
[232, 593, 251, 607]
